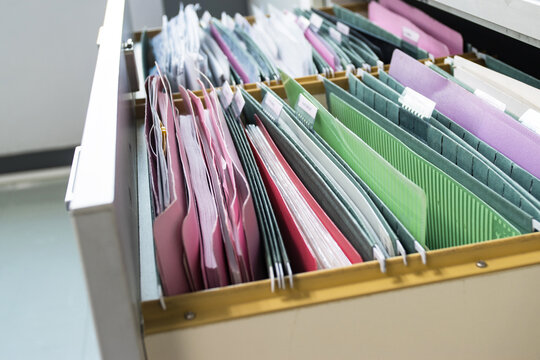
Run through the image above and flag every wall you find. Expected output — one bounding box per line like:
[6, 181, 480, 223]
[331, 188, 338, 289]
[0, 0, 162, 158]
[0, 0, 107, 156]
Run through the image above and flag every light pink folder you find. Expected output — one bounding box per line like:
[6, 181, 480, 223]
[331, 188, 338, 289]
[389, 49, 540, 180]
[379, 0, 463, 55]
[368, 1, 450, 57]
[144, 75, 191, 296]
[178, 86, 230, 289]
[208, 86, 264, 281]
[199, 82, 249, 280]
[189, 91, 243, 285]
[170, 86, 205, 292]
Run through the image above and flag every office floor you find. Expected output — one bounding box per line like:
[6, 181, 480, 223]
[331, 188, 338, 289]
[0, 169, 100, 360]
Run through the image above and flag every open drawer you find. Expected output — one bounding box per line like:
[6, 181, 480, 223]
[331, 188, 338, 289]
[67, 0, 540, 359]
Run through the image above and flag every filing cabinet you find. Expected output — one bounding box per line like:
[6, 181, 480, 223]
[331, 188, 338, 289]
[67, 0, 540, 358]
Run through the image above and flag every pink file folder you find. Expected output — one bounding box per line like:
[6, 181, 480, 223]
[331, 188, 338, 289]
[144, 76, 191, 296]
[178, 86, 230, 289]
[379, 0, 463, 55]
[368, 1, 450, 57]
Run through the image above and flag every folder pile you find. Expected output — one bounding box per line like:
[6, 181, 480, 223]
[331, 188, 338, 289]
[143, 3, 540, 296]
[146, 1, 467, 91]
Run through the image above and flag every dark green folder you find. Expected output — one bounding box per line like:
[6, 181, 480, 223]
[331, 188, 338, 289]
[358, 71, 540, 213]
[377, 70, 540, 202]
[223, 104, 290, 286]
[346, 74, 540, 230]
[321, 81, 521, 249]
[259, 84, 421, 254]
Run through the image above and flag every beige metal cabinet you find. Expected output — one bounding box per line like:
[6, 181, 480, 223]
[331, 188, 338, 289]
[67, 0, 540, 359]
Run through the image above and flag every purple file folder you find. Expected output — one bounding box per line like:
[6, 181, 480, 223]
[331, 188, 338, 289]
[389, 49, 540, 179]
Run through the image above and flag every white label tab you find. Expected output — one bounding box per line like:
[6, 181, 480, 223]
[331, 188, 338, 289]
[329, 27, 342, 43]
[336, 21, 350, 35]
[444, 56, 454, 65]
[262, 93, 283, 122]
[399, 87, 436, 119]
[200, 11, 211, 27]
[297, 16, 310, 32]
[520, 109, 540, 134]
[220, 82, 234, 109]
[297, 94, 318, 127]
[428, 53, 435, 62]
[402, 26, 420, 43]
[310, 13, 323, 31]
[474, 89, 506, 112]
[377, 60, 384, 71]
[233, 90, 245, 118]
[362, 63, 372, 72]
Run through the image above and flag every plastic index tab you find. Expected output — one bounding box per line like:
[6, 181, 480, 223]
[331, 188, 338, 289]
[398, 87, 436, 119]
[310, 13, 323, 31]
[262, 92, 283, 122]
[402, 26, 419, 43]
[519, 109, 540, 134]
[220, 82, 234, 109]
[298, 16, 310, 32]
[336, 21, 350, 35]
[232, 89, 245, 118]
[297, 93, 318, 129]
[329, 27, 342, 43]
[474, 89, 506, 112]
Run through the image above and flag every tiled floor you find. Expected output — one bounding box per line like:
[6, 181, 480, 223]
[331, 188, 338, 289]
[0, 169, 100, 360]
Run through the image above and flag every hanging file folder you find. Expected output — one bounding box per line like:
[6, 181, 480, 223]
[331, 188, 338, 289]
[280, 72, 428, 248]
[323, 80, 521, 248]
[389, 50, 540, 180]
[241, 88, 384, 261]
[376, 70, 540, 203]
[246, 116, 362, 269]
[346, 73, 540, 229]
